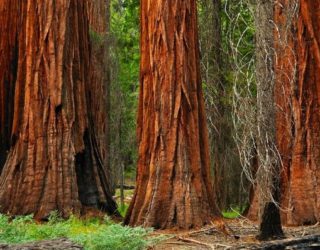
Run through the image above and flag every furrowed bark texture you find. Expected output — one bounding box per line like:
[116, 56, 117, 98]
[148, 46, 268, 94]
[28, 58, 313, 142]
[0, 0, 116, 219]
[276, 0, 320, 225]
[124, 0, 219, 229]
[0, 1, 20, 172]
[249, 0, 320, 226]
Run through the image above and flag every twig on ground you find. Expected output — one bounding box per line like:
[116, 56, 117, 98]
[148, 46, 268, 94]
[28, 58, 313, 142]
[178, 226, 218, 237]
[214, 243, 233, 249]
[177, 237, 215, 249]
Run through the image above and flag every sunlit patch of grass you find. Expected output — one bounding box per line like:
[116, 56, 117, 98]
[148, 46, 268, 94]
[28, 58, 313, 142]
[222, 210, 241, 219]
[222, 206, 246, 219]
[117, 203, 129, 217]
[0, 212, 163, 250]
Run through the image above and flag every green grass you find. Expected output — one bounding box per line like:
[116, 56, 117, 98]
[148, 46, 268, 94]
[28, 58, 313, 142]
[114, 188, 134, 217]
[0, 212, 163, 250]
[117, 203, 129, 217]
[222, 206, 246, 219]
[222, 210, 241, 219]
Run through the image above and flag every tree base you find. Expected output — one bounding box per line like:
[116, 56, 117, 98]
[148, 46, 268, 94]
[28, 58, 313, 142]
[257, 202, 284, 241]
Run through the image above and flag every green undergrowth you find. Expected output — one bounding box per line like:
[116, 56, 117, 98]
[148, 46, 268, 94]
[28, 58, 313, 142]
[0, 212, 163, 250]
[114, 188, 133, 217]
[117, 203, 129, 217]
[222, 206, 246, 219]
[222, 210, 241, 219]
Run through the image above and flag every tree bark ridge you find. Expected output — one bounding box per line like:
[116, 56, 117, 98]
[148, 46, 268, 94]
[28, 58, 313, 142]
[124, 0, 219, 229]
[0, 0, 116, 219]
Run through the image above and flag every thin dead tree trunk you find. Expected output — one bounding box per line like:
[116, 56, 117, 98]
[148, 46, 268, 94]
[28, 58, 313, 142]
[250, 0, 284, 240]
[124, 0, 220, 229]
[0, 0, 117, 219]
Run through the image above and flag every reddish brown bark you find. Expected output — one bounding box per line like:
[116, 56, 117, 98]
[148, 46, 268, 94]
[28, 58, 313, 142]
[276, 0, 320, 225]
[248, 0, 320, 226]
[0, 0, 116, 219]
[0, 1, 20, 171]
[124, 0, 220, 229]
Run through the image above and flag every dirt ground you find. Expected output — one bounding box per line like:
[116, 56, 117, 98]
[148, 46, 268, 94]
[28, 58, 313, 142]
[150, 218, 320, 250]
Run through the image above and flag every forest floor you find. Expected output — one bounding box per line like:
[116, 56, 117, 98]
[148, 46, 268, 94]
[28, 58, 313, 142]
[151, 219, 320, 249]
[1, 185, 319, 249]
[0, 214, 319, 249]
[114, 184, 320, 249]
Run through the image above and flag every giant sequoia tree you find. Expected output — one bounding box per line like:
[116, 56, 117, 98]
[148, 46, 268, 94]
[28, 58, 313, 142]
[0, 1, 19, 172]
[274, 0, 320, 226]
[0, 0, 116, 219]
[248, 0, 320, 226]
[124, 0, 220, 229]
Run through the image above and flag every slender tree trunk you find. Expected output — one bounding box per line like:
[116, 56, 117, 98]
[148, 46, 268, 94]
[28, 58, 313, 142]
[124, 0, 220, 229]
[248, 0, 284, 240]
[86, 0, 113, 195]
[0, 0, 117, 219]
[200, 0, 226, 210]
[210, 3, 225, 207]
[200, 0, 244, 211]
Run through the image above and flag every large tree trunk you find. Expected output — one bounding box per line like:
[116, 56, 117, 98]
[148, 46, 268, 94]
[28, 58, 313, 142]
[124, 0, 220, 229]
[0, 1, 20, 172]
[0, 0, 117, 219]
[248, 0, 320, 226]
[275, 0, 320, 226]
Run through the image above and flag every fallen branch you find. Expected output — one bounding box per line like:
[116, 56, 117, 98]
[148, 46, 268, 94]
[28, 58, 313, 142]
[213, 243, 233, 249]
[177, 237, 215, 249]
[177, 225, 218, 237]
[237, 234, 320, 249]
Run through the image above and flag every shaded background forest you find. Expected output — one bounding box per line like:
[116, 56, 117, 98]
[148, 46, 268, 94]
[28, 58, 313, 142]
[108, 0, 254, 212]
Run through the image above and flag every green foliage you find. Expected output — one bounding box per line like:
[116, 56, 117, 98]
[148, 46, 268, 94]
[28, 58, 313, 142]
[221, 0, 256, 95]
[117, 204, 129, 218]
[222, 210, 241, 219]
[109, 0, 140, 181]
[222, 206, 247, 219]
[0, 213, 162, 250]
